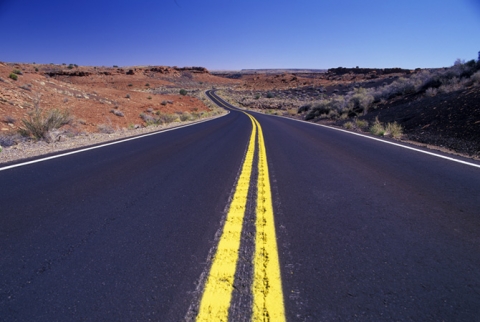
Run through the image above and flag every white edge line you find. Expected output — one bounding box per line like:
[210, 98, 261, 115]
[209, 92, 480, 170]
[0, 112, 230, 172]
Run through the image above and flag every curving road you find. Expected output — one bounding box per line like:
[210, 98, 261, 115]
[1, 90, 479, 321]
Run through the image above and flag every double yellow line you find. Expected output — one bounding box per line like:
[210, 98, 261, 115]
[196, 113, 285, 321]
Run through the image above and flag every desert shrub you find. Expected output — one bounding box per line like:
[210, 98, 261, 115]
[9, 73, 18, 81]
[327, 109, 339, 119]
[305, 101, 330, 120]
[369, 118, 403, 138]
[385, 122, 403, 138]
[329, 95, 347, 113]
[298, 104, 311, 113]
[67, 64, 74, 69]
[343, 121, 354, 130]
[179, 89, 188, 96]
[465, 59, 476, 70]
[125, 94, 130, 99]
[426, 87, 437, 97]
[13, 69, 22, 75]
[346, 88, 374, 114]
[19, 108, 72, 140]
[286, 108, 297, 116]
[0, 133, 21, 147]
[161, 100, 168, 105]
[145, 83, 150, 87]
[110, 109, 124, 117]
[419, 78, 442, 93]
[97, 124, 115, 134]
[393, 77, 416, 94]
[140, 113, 156, 125]
[472, 71, 480, 84]
[266, 92, 274, 98]
[147, 96, 152, 100]
[157, 113, 178, 124]
[437, 76, 468, 93]
[179, 112, 191, 121]
[128, 83, 133, 87]
[372, 75, 423, 101]
[369, 118, 385, 136]
[355, 119, 368, 128]
[451, 58, 479, 78]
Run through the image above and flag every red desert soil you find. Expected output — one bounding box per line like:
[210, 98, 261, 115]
[0, 62, 239, 134]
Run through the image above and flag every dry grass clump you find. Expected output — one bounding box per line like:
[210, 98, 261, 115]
[355, 119, 368, 129]
[343, 121, 354, 130]
[156, 113, 179, 124]
[179, 112, 192, 121]
[369, 118, 386, 136]
[19, 107, 72, 140]
[97, 124, 115, 134]
[369, 118, 403, 138]
[472, 71, 480, 84]
[385, 122, 403, 138]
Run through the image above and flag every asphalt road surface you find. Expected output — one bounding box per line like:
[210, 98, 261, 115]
[1, 91, 479, 321]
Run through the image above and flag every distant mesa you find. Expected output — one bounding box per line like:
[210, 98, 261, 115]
[212, 69, 327, 75]
[327, 67, 412, 76]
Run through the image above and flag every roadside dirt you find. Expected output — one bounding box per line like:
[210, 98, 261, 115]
[0, 62, 238, 133]
[1, 62, 479, 163]
[360, 86, 480, 157]
[218, 68, 480, 159]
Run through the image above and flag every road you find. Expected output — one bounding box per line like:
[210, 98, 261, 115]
[1, 90, 480, 321]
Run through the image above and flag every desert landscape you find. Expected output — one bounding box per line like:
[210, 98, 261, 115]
[0, 62, 241, 163]
[1, 59, 480, 163]
[2, 1, 480, 320]
[216, 61, 480, 158]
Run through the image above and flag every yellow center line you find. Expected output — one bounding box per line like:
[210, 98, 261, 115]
[196, 111, 285, 321]
[249, 115, 286, 322]
[196, 116, 257, 321]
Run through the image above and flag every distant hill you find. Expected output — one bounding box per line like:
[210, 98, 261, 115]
[211, 69, 327, 75]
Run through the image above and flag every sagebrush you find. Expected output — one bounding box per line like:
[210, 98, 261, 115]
[19, 107, 72, 140]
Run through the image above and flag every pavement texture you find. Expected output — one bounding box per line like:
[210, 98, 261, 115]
[1, 91, 479, 321]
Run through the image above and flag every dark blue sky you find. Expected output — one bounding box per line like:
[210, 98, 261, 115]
[1, 0, 479, 69]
